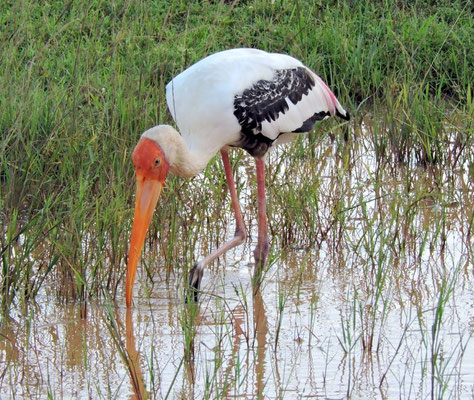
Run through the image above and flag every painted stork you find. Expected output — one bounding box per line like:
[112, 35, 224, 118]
[125, 48, 350, 307]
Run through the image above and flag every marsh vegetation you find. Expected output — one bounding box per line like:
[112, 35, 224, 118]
[1, 0, 472, 398]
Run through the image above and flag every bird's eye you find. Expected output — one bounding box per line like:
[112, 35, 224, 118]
[154, 158, 160, 167]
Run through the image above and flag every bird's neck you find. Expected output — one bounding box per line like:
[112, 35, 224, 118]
[142, 125, 209, 178]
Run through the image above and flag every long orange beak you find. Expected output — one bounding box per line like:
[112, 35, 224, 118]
[126, 174, 162, 307]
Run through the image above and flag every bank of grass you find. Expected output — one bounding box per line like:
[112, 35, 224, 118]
[0, 0, 472, 309]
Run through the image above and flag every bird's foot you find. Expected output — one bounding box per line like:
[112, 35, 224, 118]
[186, 262, 203, 304]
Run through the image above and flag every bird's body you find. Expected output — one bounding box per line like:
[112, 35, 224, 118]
[126, 48, 349, 307]
[165, 48, 348, 166]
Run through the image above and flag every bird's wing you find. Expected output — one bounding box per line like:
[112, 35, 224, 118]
[165, 49, 349, 159]
[233, 66, 349, 143]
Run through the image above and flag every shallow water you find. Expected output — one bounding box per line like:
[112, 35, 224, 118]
[1, 127, 473, 399]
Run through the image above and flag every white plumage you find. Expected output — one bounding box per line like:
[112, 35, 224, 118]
[126, 48, 350, 306]
[165, 48, 348, 164]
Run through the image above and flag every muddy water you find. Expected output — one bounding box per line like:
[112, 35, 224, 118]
[1, 130, 473, 399]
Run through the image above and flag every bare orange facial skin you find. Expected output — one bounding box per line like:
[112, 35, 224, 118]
[126, 138, 169, 307]
[132, 138, 169, 182]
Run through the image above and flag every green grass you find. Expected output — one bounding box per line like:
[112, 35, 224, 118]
[0, 4, 472, 387]
[1, 120, 472, 397]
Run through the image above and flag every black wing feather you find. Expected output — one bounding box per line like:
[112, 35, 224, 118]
[233, 67, 316, 157]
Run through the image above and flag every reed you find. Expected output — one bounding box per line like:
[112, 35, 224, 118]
[0, 1, 472, 397]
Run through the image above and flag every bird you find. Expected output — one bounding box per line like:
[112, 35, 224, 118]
[125, 48, 350, 307]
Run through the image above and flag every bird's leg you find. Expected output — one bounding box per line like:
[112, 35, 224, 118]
[253, 157, 269, 289]
[187, 149, 247, 302]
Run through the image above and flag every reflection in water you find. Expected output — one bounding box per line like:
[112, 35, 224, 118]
[222, 303, 245, 399]
[125, 309, 148, 400]
[65, 306, 87, 369]
[183, 303, 200, 398]
[252, 289, 268, 399]
[0, 318, 19, 364]
[0, 129, 473, 399]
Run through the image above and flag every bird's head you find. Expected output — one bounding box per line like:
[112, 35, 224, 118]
[126, 132, 170, 307]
